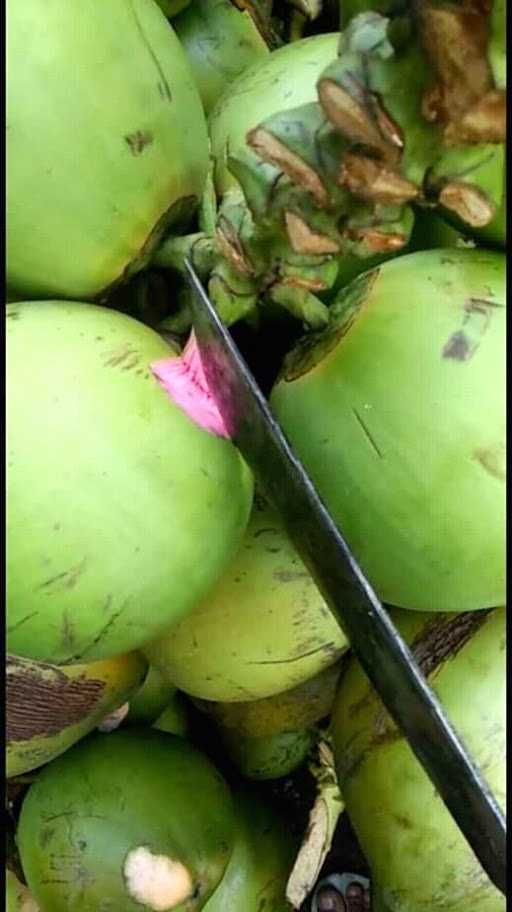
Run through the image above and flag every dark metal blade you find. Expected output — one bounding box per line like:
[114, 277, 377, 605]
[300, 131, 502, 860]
[184, 259, 506, 895]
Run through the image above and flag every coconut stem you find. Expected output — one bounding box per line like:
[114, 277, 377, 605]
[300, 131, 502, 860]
[152, 233, 218, 278]
[245, 7, 505, 244]
[286, 736, 344, 909]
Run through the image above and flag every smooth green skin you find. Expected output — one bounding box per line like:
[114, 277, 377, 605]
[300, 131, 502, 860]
[194, 664, 338, 779]
[6, 870, 39, 912]
[204, 788, 297, 911]
[174, 0, 269, 115]
[332, 607, 506, 911]
[7, 0, 209, 300]
[272, 249, 505, 612]
[7, 302, 253, 663]
[7, 651, 147, 778]
[17, 728, 236, 912]
[209, 32, 339, 195]
[193, 662, 342, 738]
[145, 499, 346, 701]
[222, 727, 315, 780]
[127, 663, 178, 723]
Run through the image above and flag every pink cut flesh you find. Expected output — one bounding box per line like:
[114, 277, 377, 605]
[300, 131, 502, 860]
[151, 332, 231, 438]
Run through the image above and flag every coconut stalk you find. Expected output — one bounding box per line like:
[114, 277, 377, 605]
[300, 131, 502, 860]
[286, 736, 345, 909]
[246, 3, 506, 248]
[118, 0, 505, 333]
[154, 30, 411, 329]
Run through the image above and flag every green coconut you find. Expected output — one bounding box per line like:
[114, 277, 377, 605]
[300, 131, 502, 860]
[194, 663, 341, 779]
[209, 32, 339, 196]
[204, 788, 297, 910]
[146, 498, 346, 702]
[271, 248, 505, 612]
[7, 651, 147, 778]
[127, 664, 178, 723]
[331, 606, 506, 911]
[219, 728, 316, 781]
[17, 728, 236, 912]
[7, 0, 209, 300]
[153, 691, 191, 737]
[173, 0, 270, 115]
[7, 301, 253, 664]
[6, 870, 39, 912]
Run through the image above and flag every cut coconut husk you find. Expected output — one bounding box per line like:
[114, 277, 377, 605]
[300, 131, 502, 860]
[6, 652, 147, 777]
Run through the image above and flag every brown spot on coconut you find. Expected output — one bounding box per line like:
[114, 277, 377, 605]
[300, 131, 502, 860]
[338, 153, 419, 206]
[285, 211, 341, 255]
[317, 80, 395, 161]
[6, 652, 147, 778]
[247, 127, 328, 207]
[439, 180, 496, 226]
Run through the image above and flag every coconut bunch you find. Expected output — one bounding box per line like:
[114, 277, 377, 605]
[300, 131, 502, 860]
[153, 0, 505, 332]
[6, 1, 507, 910]
[241, 0, 506, 250]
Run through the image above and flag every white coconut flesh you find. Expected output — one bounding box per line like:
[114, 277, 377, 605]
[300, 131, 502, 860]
[124, 846, 194, 911]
